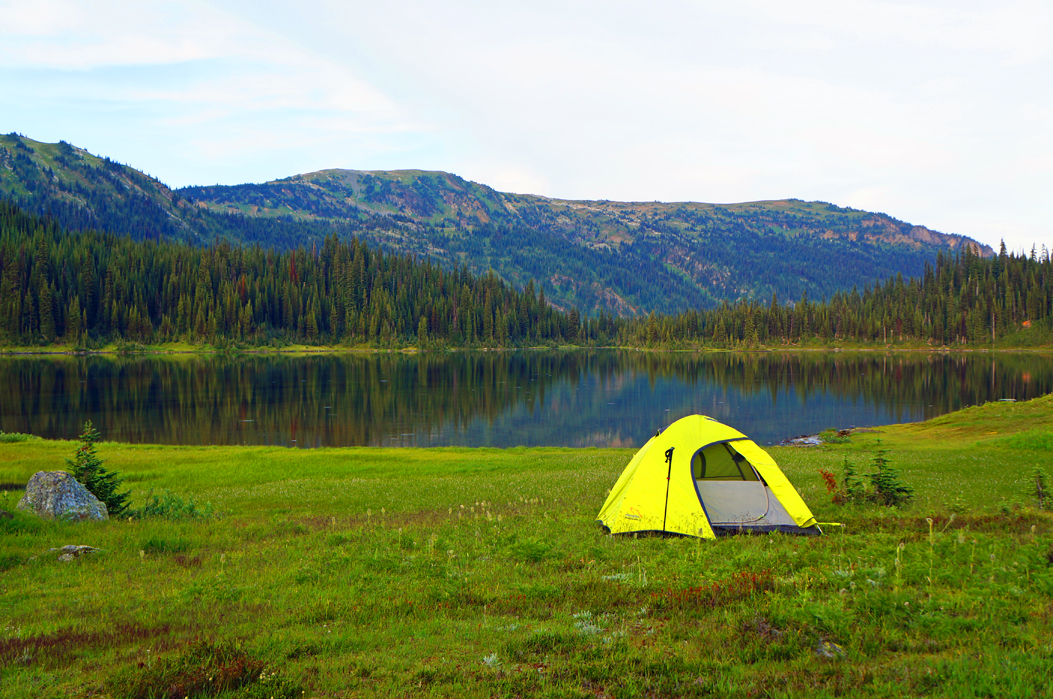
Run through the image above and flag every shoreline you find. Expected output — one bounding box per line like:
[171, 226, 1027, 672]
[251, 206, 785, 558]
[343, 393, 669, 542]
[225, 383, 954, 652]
[2, 342, 1051, 357]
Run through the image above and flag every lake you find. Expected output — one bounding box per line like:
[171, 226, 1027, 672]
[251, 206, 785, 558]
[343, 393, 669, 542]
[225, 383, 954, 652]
[0, 350, 1048, 448]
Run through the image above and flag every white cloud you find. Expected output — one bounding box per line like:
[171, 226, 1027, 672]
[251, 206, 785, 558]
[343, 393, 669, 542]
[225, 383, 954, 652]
[0, 0, 1050, 251]
[0, 0, 85, 36]
[0, 0, 422, 185]
[719, 0, 1053, 64]
[0, 0, 229, 68]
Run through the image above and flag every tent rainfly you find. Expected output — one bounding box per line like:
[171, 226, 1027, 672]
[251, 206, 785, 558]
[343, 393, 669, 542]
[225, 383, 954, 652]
[597, 415, 821, 538]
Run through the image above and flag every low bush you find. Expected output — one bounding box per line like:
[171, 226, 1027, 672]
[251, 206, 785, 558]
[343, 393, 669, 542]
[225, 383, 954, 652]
[0, 431, 37, 443]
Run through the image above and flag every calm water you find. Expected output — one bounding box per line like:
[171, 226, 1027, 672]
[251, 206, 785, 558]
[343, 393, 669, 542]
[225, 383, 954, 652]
[0, 351, 1048, 448]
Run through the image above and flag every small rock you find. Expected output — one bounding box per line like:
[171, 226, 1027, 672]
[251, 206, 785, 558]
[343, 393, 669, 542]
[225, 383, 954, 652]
[0, 510, 12, 520]
[48, 545, 100, 558]
[815, 640, 846, 659]
[781, 434, 823, 447]
[16, 472, 107, 522]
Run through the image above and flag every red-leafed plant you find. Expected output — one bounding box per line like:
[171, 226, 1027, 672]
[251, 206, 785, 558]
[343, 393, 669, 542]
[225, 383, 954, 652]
[818, 468, 844, 504]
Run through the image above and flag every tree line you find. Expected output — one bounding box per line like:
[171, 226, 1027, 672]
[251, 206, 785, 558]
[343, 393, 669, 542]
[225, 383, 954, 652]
[619, 242, 1052, 347]
[0, 200, 594, 347]
[0, 199, 1049, 349]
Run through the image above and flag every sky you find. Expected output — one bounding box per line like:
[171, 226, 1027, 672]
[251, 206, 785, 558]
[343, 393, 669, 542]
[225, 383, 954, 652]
[1, 0, 1051, 253]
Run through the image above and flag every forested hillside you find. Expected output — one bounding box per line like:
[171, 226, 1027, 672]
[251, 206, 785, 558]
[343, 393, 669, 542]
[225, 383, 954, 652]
[620, 243, 1053, 348]
[0, 133, 993, 317]
[0, 200, 588, 348]
[0, 200, 1047, 350]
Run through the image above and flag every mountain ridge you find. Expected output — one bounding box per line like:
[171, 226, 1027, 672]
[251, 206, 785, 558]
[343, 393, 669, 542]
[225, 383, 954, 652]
[188, 165, 984, 257]
[0, 133, 993, 317]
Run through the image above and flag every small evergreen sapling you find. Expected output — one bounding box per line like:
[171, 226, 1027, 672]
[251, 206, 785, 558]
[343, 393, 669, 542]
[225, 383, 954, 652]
[840, 455, 866, 503]
[834, 446, 913, 507]
[65, 420, 130, 516]
[867, 444, 914, 507]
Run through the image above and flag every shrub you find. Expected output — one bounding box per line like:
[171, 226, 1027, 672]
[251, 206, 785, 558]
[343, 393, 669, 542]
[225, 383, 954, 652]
[65, 421, 130, 516]
[836, 446, 913, 508]
[818, 469, 841, 504]
[0, 431, 37, 443]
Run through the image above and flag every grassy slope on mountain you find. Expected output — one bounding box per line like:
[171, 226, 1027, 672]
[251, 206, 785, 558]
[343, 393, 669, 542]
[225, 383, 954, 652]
[0, 134, 210, 243]
[182, 169, 993, 311]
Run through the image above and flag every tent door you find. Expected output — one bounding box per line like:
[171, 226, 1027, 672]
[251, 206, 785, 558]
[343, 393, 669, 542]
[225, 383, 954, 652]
[695, 481, 771, 525]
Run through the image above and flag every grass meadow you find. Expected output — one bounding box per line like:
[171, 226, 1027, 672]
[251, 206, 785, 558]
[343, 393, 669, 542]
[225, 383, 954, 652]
[1, 396, 1052, 697]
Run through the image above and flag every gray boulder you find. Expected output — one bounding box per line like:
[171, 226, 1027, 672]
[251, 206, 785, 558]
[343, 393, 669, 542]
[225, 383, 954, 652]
[17, 471, 108, 521]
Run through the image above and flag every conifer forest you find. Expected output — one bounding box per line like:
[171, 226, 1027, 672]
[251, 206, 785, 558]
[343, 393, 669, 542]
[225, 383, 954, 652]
[0, 199, 1049, 349]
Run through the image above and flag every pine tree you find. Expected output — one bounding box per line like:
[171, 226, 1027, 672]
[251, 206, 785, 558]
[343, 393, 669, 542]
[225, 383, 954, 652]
[66, 296, 81, 343]
[417, 314, 428, 347]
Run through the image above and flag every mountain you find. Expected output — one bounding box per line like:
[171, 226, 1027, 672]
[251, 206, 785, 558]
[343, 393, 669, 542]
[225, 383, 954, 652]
[0, 134, 209, 243]
[0, 133, 993, 316]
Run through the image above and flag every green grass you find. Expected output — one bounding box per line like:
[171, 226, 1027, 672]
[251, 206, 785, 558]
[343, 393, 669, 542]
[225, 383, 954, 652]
[1, 398, 1052, 697]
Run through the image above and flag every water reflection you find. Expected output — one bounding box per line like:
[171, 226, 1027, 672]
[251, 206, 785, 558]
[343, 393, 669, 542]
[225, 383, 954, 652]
[0, 351, 1048, 447]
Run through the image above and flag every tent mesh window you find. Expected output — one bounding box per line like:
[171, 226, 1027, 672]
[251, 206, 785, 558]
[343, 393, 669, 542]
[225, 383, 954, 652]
[691, 443, 760, 482]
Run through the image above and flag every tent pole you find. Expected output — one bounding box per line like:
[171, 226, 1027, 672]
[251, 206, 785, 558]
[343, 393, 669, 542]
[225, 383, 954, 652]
[662, 447, 674, 532]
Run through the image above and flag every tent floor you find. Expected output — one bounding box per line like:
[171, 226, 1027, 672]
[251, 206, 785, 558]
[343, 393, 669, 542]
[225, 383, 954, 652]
[597, 524, 823, 538]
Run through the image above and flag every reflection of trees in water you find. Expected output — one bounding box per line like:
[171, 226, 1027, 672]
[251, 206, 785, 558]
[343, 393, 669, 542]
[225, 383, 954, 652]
[617, 351, 1049, 419]
[0, 353, 595, 445]
[0, 351, 1049, 446]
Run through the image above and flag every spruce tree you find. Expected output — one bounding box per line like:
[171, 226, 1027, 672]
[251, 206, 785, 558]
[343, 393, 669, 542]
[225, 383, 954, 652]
[65, 420, 130, 516]
[867, 445, 914, 507]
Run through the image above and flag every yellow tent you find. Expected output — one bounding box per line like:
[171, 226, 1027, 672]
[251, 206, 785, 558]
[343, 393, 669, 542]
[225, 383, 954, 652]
[597, 415, 820, 538]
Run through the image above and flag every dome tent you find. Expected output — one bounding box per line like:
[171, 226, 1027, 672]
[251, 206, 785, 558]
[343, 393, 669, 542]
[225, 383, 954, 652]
[597, 415, 820, 538]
